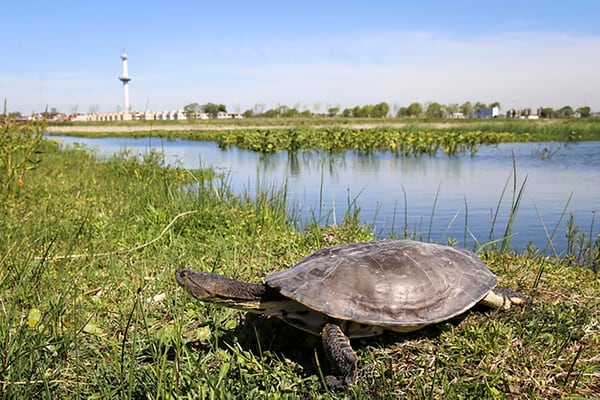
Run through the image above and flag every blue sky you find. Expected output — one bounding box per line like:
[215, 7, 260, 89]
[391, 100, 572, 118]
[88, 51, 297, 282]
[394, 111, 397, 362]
[2, 0, 599, 114]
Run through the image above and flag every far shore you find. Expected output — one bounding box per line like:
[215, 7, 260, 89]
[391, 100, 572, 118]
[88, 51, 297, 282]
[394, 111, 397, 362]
[46, 122, 422, 133]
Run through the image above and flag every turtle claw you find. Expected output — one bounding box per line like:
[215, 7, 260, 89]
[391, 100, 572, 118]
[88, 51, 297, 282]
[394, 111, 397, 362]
[325, 375, 349, 391]
[322, 323, 357, 390]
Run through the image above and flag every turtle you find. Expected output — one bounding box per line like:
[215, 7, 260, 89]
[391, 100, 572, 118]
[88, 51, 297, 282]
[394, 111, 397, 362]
[175, 240, 526, 389]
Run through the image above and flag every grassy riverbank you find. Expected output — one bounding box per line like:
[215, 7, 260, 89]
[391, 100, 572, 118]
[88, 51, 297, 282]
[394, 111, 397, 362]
[47, 118, 600, 155]
[1, 138, 598, 398]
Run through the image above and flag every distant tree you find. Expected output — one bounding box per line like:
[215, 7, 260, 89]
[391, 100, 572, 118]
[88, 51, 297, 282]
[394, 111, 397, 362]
[183, 102, 202, 119]
[280, 105, 299, 118]
[263, 108, 279, 118]
[362, 104, 374, 117]
[556, 105, 574, 118]
[352, 105, 364, 118]
[488, 101, 501, 110]
[277, 105, 289, 117]
[313, 102, 322, 115]
[371, 102, 390, 118]
[539, 107, 554, 118]
[253, 103, 265, 116]
[407, 102, 422, 117]
[460, 101, 473, 117]
[425, 102, 444, 118]
[473, 101, 487, 112]
[342, 108, 352, 117]
[259, 105, 299, 118]
[327, 106, 340, 117]
[445, 103, 460, 117]
[576, 106, 591, 118]
[202, 103, 227, 116]
[396, 106, 409, 117]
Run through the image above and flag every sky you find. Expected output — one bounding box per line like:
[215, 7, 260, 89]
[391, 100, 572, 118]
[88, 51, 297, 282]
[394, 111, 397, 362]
[2, 0, 600, 115]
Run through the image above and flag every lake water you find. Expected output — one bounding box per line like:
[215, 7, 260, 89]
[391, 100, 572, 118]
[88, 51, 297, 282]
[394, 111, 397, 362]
[51, 135, 600, 254]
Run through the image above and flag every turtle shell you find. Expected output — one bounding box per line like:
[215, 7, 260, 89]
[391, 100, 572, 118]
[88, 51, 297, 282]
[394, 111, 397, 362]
[265, 240, 497, 328]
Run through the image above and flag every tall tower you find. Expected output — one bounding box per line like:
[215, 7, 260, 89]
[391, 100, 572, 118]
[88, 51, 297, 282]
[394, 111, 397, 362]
[119, 50, 132, 113]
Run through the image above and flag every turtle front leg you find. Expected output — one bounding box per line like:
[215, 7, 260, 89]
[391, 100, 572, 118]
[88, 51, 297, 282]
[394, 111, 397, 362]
[321, 323, 357, 390]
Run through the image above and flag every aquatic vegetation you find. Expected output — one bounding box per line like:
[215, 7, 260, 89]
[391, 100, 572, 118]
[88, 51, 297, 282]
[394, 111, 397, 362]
[52, 118, 600, 156]
[48, 118, 600, 155]
[211, 128, 520, 156]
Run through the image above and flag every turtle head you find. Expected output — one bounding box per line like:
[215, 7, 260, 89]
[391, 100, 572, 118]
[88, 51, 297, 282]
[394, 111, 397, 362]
[175, 269, 270, 310]
[176, 269, 223, 301]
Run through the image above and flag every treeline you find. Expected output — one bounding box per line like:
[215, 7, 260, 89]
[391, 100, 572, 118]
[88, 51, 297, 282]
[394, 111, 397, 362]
[5, 100, 594, 120]
[183, 102, 227, 117]
[185, 101, 594, 119]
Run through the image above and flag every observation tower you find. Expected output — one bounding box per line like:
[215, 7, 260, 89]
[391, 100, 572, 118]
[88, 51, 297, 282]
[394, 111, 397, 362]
[119, 50, 132, 112]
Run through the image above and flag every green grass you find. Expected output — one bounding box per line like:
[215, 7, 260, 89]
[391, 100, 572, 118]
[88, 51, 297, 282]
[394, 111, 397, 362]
[0, 138, 598, 398]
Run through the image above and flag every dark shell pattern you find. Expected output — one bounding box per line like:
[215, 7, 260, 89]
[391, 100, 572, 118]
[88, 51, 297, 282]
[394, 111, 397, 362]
[265, 240, 497, 328]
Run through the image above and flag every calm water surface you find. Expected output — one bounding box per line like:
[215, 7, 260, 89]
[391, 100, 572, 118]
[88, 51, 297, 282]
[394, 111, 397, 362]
[52, 136, 600, 253]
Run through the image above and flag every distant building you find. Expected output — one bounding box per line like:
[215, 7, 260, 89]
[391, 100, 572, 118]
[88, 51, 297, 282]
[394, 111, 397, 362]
[70, 114, 88, 122]
[75, 109, 243, 122]
[473, 106, 500, 119]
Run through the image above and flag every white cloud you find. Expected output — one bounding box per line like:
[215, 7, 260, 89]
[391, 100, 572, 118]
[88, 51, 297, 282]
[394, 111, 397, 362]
[164, 30, 598, 111]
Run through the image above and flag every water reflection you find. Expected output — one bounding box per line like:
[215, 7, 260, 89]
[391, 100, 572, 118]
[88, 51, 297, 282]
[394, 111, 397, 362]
[51, 135, 600, 254]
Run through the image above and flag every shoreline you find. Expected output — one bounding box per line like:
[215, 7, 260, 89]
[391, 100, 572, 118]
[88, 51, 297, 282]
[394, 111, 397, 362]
[46, 122, 419, 133]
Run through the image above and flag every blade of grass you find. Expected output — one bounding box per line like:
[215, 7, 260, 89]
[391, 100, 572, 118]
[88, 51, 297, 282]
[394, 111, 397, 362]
[500, 155, 528, 252]
[427, 183, 441, 243]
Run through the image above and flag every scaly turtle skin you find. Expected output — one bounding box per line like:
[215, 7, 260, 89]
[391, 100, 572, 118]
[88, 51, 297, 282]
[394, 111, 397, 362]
[175, 240, 525, 389]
